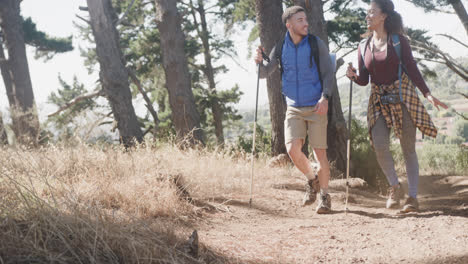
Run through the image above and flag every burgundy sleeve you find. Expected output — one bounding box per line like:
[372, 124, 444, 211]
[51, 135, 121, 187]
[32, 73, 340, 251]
[355, 44, 370, 86]
[400, 36, 430, 96]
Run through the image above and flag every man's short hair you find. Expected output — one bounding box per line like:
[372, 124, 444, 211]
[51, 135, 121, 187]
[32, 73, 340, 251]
[282, 6, 306, 25]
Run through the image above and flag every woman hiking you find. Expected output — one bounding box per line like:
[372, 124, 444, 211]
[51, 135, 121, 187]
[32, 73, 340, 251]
[346, 0, 448, 213]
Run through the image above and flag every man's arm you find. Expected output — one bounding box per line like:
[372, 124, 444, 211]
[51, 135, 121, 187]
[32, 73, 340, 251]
[316, 38, 334, 99]
[258, 46, 280, 79]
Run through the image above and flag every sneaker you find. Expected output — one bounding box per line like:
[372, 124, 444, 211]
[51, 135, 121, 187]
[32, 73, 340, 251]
[386, 184, 402, 209]
[302, 176, 320, 206]
[316, 193, 332, 214]
[400, 197, 419, 213]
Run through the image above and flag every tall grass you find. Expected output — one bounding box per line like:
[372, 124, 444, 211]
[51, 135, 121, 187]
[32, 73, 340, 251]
[0, 143, 283, 263]
[392, 143, 468, 176]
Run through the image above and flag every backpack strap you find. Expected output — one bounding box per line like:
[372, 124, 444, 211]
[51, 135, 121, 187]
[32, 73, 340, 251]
[275, 34, 322, 88]
[308, 34, 322, 88]
[392, 34, 404, 103]
[359, 37, 370, 72]
[274, 36, 285, 74]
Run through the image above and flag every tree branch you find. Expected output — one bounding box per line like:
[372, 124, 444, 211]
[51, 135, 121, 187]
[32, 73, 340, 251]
[336, 47, 357, 61]
[205, 4, 217, 11]
[142, 125, 154, 137]
[436, 34, 468, 49]
[127, 68, 160, 130]
[454, 112, 468, 120]
[458, 92, 468, 100]
[413, 57, 445, 64]
[75, 14, 91, 25]
[218, 49, 249, 72]
[116, 0, 136, 26]
[403, 0, 455, 14]
[48, 90, 103, 117]
[410, 39, 468, 81]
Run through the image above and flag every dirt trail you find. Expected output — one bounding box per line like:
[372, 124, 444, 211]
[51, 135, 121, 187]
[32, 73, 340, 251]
[196, 174, 468, 264]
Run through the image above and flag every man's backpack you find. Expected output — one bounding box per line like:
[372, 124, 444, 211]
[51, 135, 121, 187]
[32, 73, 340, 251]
[273, 34, 336, 89]
[359, 34, 406, 103]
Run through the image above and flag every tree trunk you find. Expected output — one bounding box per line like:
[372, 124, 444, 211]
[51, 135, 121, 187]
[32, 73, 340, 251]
[192, 0, 224, 145]
[294, 0, 347, 174]
[86, 0, 143, 147]
[0, 112, 8, 145]
[154, 0, 204, 145]
[450, 0, 468, 37]
[0, 0, 39, 145]
[255, 0, 287, 156]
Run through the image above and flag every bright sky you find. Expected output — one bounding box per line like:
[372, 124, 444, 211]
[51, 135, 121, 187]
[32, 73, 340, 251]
[0, 0, 467, 122]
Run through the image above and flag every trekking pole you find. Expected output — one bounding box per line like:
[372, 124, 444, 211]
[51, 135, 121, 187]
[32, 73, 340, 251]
[249, 49, 270, 208]
[345, 63, 355, 213]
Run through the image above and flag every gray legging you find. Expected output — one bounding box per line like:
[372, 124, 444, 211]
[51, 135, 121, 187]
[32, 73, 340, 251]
[371, 106, 419, 198]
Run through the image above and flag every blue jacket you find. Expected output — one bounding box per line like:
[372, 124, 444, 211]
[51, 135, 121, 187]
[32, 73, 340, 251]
[281, 32, 322, 107]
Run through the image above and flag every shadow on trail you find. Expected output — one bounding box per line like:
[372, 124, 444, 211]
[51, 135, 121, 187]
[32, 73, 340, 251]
[337, 207, 468, 219]
[421, 254, 468, 264]
[272, 174, 468, 219]
[192, 197, 293, 219]
[271, 182, 304, 192]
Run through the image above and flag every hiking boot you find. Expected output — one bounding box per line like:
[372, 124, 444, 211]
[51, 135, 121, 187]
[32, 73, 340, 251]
[302, 176, 320, 206]
[316, 193, 332, 214]
[386, 184, 402, 209]
[400, 197, 419, 213]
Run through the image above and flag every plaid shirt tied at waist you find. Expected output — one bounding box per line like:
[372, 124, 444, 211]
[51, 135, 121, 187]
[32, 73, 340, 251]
[367, 72, 437, 143]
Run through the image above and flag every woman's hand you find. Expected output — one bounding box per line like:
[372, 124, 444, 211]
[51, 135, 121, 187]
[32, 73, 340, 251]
[426, 94, 448, 111]
[346, 63, 358, 81]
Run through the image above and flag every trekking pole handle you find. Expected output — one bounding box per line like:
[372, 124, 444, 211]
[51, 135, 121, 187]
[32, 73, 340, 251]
[348, 62, 357, 81]
[261, 50, 270, 63]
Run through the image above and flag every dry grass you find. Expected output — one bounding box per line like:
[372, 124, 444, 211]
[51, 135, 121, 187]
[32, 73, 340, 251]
[0, 143, 292, 263]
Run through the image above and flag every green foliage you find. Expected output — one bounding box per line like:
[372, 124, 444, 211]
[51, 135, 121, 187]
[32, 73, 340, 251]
[438, 109, 454, 117]
[233, 123, 272, 156]
[47, 76, 98, 140]
[71, 0, 244, 144]
[218, 0, 256, 32]
[454, 118, 468, 141]
[349, 118, 387, 190]
[218, 84, 244, 125]
[327, 8, 367, 50]
[394, 143, 468, 176]
[431, 133, 447, 144]
[22, 17, 73, 60]
[180, 0, 244, 144]
[406, 0, 453, 13]
[405, 28, 442, 78]
[444, 135, 464, 145]
[425, 58, 468, 99]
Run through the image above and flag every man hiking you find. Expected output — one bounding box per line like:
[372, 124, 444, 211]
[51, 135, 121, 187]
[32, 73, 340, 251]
[254, 6, 334, 214]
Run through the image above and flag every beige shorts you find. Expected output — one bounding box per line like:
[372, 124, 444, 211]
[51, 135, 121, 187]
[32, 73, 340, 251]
[284, 105, 328, 149]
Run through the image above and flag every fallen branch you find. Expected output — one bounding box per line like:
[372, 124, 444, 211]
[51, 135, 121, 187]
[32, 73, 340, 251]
[48, 90, 103, 117]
